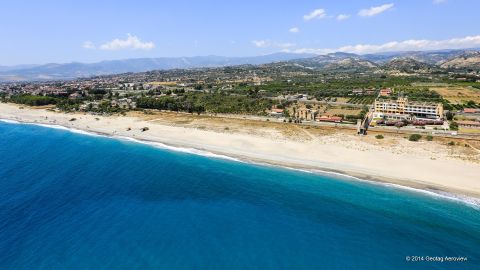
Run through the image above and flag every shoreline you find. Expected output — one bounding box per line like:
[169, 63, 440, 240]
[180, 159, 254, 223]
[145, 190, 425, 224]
[2, 118, 480, 208]
[1, 102, 480, 202]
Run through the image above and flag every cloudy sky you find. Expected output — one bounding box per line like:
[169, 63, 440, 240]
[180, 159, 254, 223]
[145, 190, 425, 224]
[1, 0, 479, 65]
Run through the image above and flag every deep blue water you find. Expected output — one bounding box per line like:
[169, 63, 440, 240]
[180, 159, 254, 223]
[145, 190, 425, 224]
[0, 121, 479, 270]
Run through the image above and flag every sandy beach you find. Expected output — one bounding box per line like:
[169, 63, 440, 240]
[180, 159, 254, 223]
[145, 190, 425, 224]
[1, 102, 479, 199]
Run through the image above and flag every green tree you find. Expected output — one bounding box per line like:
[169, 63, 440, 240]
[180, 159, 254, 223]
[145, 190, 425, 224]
[9, 94, 58, 106]
[449, 121, 459, 131]
[445, 111, 455, 121]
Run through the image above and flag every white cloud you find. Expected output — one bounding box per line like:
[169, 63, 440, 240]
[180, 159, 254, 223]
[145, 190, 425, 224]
[82, 41, 95, 49]
[289, 27, 300, 33]
[99, 34, 155, 50]
[252, 40, 269, 48]
[433, 0, 447, 4]
[358, 3, 394, 17]
[336, 14, 350, 21]
[252, 40, 295, 49]
[303, 9, 327, 20]
[292, 35, 480, 55]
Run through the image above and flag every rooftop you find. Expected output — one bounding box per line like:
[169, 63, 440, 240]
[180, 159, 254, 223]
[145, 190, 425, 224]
[375, 99, 441, 107]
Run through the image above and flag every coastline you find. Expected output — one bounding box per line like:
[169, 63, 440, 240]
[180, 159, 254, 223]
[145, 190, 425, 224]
[1, 102, 480, 202]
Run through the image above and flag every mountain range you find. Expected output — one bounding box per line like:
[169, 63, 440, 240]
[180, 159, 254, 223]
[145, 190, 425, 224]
[1, 49, 479, 82]
[0, 53, 317, 82]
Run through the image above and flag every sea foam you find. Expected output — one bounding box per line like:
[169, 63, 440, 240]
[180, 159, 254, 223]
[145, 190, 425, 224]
[115, 135, 242, 162]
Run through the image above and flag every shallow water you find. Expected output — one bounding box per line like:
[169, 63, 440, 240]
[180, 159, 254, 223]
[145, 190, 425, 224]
[0, 121, 479, 269]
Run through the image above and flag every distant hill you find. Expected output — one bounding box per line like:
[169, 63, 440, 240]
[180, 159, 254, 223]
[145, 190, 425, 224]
[440, 51, 480, 70]
[361, 50, 470, 64]
[382, 57, 435, 73]
[0, 53, 315, 82]
[293, 49, 480, 73]
[289, 53, 378, 73]
[1, 49, 480, 82]
[0, 64, 39, 72]
[323, 58, 378, 72]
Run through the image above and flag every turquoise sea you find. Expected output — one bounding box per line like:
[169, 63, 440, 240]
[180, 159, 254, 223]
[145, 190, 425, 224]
[0, 120, 479, 269]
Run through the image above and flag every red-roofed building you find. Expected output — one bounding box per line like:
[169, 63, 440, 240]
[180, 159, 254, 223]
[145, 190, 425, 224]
[269, 107, 285, 117]
[457, 121, 480, 128]
[379, 88, 392, 97]
[316, 115, 343, 123]
[463, 108, 480, 114]
[271, 108, 284, 113]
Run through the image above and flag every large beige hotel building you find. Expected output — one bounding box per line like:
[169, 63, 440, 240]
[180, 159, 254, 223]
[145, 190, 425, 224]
[374, 97, 444, 120]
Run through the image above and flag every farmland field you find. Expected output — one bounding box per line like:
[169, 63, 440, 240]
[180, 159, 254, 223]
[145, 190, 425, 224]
[347, 96, 376, 105]
[432, 86, 480, 104]
[314, 105, 362, 116]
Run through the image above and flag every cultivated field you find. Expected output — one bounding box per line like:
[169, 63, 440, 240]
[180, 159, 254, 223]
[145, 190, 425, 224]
[432, 86, 480, 104]
[303, 104, 362, 116]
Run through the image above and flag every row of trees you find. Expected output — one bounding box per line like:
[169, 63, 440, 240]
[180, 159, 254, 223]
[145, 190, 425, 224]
[136, 96, 205, 114]
[9, 95, 58, 106]
[392, 87, 443, 102]
[137, 93, 275, 115]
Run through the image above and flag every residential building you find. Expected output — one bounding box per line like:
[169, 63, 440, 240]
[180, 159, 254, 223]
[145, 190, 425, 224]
[352, 89, 363, 95]
[68, 92, 82, 100]
[379, 88, 392, 97]
[111, 98, 136, 109]
[365, 89, 376, 95]
[269, 108, 284, 117]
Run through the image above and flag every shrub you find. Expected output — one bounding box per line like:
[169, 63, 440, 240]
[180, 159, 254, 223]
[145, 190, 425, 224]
[426, 135, 433, 141]
[375, 134, 384, 139]
[449, 121, 459, 131]
[447, 141, 455, 146]
[408, 134, 422, 142]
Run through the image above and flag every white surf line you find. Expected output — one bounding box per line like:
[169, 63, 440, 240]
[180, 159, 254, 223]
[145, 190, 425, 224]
[224, 156, 480, 210]
[2, 117, 479, 209]
[113, 135, 243, 162]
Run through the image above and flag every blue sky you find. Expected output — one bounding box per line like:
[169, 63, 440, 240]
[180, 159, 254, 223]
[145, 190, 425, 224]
[1, 0, 479, 65]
